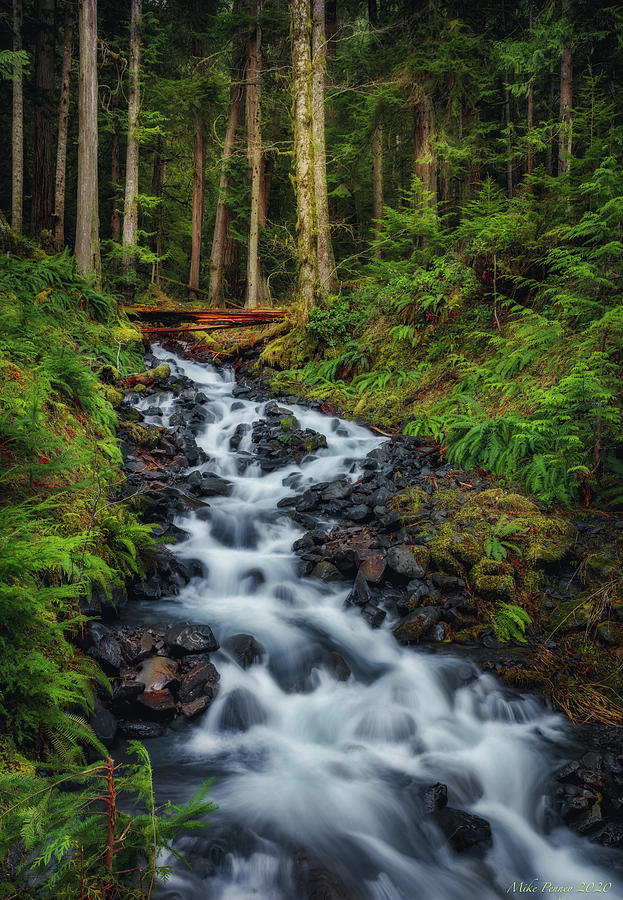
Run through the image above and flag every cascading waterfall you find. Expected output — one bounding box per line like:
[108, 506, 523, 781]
[128, 347, 619, 900]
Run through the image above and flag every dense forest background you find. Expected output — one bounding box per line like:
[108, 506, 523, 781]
[1, 1, 623, 895]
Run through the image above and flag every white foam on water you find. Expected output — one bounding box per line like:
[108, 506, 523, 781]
[136, 346, 620, 900]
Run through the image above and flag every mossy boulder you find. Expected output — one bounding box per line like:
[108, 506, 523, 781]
[522, 515, 576, 565]
[430, 524, 484, 573]
[120, 422, 164, 448]
[103, 386, 123, 406]
[457, 489, 538, 521]
[123, 364, 171, 391]
[391, 485, 429, 523]
[97, 364, 121, 384]
[112, 324, 143, 346]
[470, 558, 515, 600]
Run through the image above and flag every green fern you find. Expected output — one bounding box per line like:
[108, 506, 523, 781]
[492, 603, 532, 643]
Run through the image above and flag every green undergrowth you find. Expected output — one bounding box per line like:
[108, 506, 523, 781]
[0, 250, 208, 895]
[263, 170, 623, 510]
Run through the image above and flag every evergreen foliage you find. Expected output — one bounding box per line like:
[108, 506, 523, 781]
[0, 744, 216, 898]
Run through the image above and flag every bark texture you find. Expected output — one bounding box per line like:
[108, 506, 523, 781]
[110, 90, 121, 241]
[558, 0, 573, 175]
[189, 4, 205, 294]
[75, 0, 101, 280]
[312, 0, 336, 292]
[413, 79, 436, 207]
[245, 0, 263, 309]
[33, 0, 56, 235]
[11, 0, 23, 234]
[151, 138, 166, 284]
[208, 87, 243, 306]
[292, 0, 318, 313]
[122, 0, 142, 270]
[54, 0, 74, 250]
[189, 114, 205, 293]
[372, 119, 383, 257]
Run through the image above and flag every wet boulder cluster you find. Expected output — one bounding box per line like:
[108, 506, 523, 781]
[286, 438, 495, 647]
[553, 731, 623, 849]
[85, 622, 220, 741]
[234, 401, 328, 472]
[86, 356, 226, 742]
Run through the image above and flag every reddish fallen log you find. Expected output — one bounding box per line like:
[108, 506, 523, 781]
[139, 324, 236, 333]
[124, 306, 288, 328]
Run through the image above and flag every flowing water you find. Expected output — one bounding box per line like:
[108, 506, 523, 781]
[128, 347, 620, 899]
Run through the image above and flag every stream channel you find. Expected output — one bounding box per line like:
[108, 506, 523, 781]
[124, 346, 620, 900]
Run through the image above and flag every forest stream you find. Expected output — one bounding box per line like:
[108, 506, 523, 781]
[112, 345, 621, 900]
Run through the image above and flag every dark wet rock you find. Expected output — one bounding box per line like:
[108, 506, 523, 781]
[311, 561, 344, 582]
[117, 720, 166, 739]
[86, 624, 125, 675]
[361, 603, 386, 629]
[178, 661, 220, 704]
[165, 622, 219, 655]
[553, 744, 623, 845]
[423, 782, 447, 813]
[329, 652, 351, 681]
[219, 687, 267, 732]
[322, 480, 352, 502]
[430, 573, 467, 592]
[386, 545, 426, 580]
[346, 570, 372, 607]
[90, 701, 118, 748]
[264, 401, 296, 419]
[230, 422, 251, 450]
[194, 475, 233, 497]
[138, 687, 177, 718]
[294, 851, 355, 900]
[359, 555, 387, 584]
[346, 503, 372, 523]
[373, 506, 403, 532]
[250, 417, 328, 471]
[223, 633, 265, 668]
[112, 680, 145, 708]
[181, 696, 212, 718]
[432, 806, 492, 852]
[393, 607, 441, 644]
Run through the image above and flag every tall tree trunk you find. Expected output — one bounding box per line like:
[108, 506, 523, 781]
[413, 81, 436, 208]
[558, 0, 573, 175]
[504, 85, 513, 196]
[122, 0, 141, 273]
[527, 78, 534, 175]
[11, 0, 23, 234]
[368, 0, 377, 27]
[245, 0, 263, 309]
[54, 0, 73, 251]
[372, 119, 383, 257]
[208, 87, 243, 306]
[189, 4, 205, 296]
[526, 3, 533, 176]
[151, 138, 165, 285]
[110, 90, 121, 240]
[33, 0, 56, 235]
[545, 70, 554, 175]
[312, 0, 336, 292]
[189, 114, 205, 294]
[292, 0, 318, 314]
[75, 0, 101, 280]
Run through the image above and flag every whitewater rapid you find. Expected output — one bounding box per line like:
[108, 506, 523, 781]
[128, 347, 620, 900]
